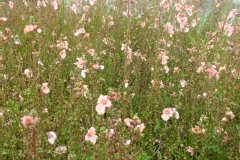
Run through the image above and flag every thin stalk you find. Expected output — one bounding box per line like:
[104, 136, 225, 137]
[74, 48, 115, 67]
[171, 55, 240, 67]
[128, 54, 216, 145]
[61, 0, 65, 34]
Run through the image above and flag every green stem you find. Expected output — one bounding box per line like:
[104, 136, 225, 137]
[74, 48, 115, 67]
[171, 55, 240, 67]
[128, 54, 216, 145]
[61, 0, 65, 34]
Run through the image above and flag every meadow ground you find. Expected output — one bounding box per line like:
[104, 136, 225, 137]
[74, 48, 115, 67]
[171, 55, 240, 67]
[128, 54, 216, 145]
[1, 0, 240, 159]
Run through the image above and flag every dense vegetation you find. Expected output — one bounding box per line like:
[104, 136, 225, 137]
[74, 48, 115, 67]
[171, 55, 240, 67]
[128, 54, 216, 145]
[1, 0, 240, 159]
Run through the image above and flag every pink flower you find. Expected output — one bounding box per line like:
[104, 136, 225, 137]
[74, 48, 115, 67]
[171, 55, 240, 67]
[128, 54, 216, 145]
[227, 9, 237, 20]
[74, 57, 86, 70]
[187, 146, 194, 156]
[124, 118, 135, 128]
[21, 115, 37, 127]
[51, 0, 58, 10]
[106, 129, 115, 139]
[161, 108, 173, 121]
[164, 23, 174, 37]
[97, 95, 112, 107]
[192, 125, 205, 135]
[180, 79, 187, 88]
[96, 104, 106, 115]
[23, 69, 33, 78]
[0, 17, 7, 22]
[176, 13, 188, 28]
[85, 127, 98, 145]
[96, 95, 112, 115]
[135, 123, 145, 133]
[41, 83, 50, 94]
[59, 49, 66, 59]
[55, 146, 67, 154]
[92, 63, 104, 70]
[89, 0, 96, 6]
[9, 1, 14, 10]
[74, 28, 85, 36]
[161, 108, 180, 121]
[124, 139, 131, 146]
[218, 22, 234, 37]
[24, 24, 38, 34]
[47, 131, 57, 145]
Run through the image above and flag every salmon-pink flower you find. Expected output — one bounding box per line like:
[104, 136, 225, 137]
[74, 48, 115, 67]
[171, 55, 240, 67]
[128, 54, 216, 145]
[9, 1, 14, 10]
[70, 4, 77, 14]
[24, 24, 38, 34]
[0, 17, 7, 22]
[23, 69, 33, 78]
[97, 95, 112, 107]
[21, 115, 37, 127]
[92, 63, 104, 70]
[41, 82, 50, 94]
[74, 57, 86, 70]
[135, 123, 145, 133]
[51, 0, 58, 10]
[176, 13, 188, 28]
[164, 23, 174, 37]
[96, 95, 112, 115]
[192, 125, 205, 135]
[227, 9, 237, 20]
[187, 146, 194, 156]
[85, 127, 98, 145]
[89, 0, 96, 6]
[59, 49, 66, 59]
[161, 108, 173, 121]
[47, 131, 57, 145]
[55, 146, 67, 154]
[106, 129, 115, 139]
[96, 104, 106, 115]
[74, 28, 85, 36]
[180, 80, 187, 88]
[161, 108, 179, 121]
[222, 111, 235, 121]
[124, 118, 135, 128]
[124, 139, 131, 146]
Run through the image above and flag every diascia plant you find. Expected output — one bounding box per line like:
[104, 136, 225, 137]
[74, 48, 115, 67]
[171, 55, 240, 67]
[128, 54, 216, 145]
[1, 0, 240, 159]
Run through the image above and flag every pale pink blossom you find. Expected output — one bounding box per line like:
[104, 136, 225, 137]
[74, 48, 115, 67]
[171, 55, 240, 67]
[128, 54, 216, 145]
[96, 104, 106, 115]
[21, 115, 37, 127]
[59, 49, 66, 59]
[41, 83, 50, 94]
[51, 0, 58, 10]
[89, 0, 96, 6]
[23, 69, 33, 78]
[47, 131, 57, 145]
[81, 69, 88, 78]
[124, 118, 135, 128]
[135, 123, 145, 133]
[192, 125, 205, 134]
[161, 108, 180, 121]
[24, 24, 38, 34]
[85, 127, 98, 145]
[70, 4, 77, 14]
[93, 63, 104, 70]
[0, 17, 7, 22]
[55, 146, 67, 154]
[164, 23, 174, 37]
[176, 13, 188, 29]
[124, 140, 131, 146]
[227, 9, 238, 20]
[222, 111, 235, 121]
[96, 95, 112, 115]
[97, 95, 112, 108]
[74, 57, 86, 69]
[187, 146, 194, 156]
[180, 79, 187, 88]
[9, 1, 14, 10]
[106, 129, 115, 139]
[74, 28, 85, 36]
